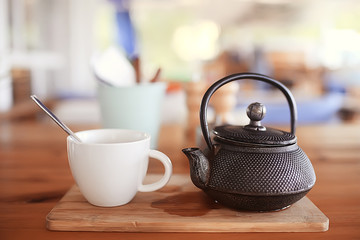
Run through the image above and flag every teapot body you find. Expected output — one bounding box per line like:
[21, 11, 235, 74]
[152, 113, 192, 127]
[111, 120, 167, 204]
[202, 140, 316, 211]
[183, 73, 317, 211]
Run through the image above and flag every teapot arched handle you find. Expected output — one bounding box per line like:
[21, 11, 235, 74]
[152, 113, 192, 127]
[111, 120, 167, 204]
[200, 72, 297, 150]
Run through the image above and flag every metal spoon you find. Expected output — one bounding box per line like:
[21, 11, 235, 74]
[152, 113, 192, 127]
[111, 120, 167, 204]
[30, 95, 82, 143]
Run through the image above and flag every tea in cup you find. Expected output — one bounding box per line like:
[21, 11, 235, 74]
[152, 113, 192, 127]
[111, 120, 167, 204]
[67, 129, 172, 207]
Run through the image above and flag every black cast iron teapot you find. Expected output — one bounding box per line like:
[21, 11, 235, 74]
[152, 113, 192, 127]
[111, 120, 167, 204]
[182, 73, 316, 211]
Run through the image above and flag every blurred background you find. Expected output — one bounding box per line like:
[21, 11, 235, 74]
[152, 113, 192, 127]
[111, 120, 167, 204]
[1, 0, 360, 126]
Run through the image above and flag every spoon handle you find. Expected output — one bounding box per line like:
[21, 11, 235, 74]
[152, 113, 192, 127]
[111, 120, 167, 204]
[30, 95, 82, 143]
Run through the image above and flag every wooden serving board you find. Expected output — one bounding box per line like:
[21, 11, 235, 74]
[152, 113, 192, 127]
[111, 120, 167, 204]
[46, 174, 329, 232]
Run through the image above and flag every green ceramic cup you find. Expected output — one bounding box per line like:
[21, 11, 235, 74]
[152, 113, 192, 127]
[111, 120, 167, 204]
[97, 82, 166, 149]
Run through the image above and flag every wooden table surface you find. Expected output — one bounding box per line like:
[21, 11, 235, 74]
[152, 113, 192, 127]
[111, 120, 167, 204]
[0, 118, 360, 239]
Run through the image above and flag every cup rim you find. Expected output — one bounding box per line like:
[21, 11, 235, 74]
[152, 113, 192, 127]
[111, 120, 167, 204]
[67, 128, 150, 146]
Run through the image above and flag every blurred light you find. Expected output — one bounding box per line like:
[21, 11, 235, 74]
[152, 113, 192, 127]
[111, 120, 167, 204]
[321, 29, 360, 69]
[172, 20, 220, 61]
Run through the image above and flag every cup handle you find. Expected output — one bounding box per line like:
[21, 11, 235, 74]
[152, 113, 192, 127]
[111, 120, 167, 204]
[138, 150, 173, 192]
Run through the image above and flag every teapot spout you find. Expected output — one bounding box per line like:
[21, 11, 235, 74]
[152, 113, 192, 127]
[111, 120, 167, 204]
[182, 147, 210, 189]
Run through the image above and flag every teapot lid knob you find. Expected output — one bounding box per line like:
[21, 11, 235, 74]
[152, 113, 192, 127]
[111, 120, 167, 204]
[244, 102, 266, 131]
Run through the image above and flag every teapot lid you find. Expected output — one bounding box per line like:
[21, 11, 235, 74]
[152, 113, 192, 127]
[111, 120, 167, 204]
[213, 102, 296, 146]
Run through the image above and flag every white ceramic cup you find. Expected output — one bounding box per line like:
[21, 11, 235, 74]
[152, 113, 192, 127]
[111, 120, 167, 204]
[67, 129, 172, 207]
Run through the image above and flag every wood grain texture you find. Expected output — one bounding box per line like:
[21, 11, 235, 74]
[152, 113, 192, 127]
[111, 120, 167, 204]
[46, 174, 328, 233]
[0, 120, 359, 239]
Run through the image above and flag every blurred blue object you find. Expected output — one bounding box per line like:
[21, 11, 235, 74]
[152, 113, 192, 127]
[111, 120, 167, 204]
[323, 70, 360, 93]
[110, 0, 137, 59]
[255, 92, 345, 125]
